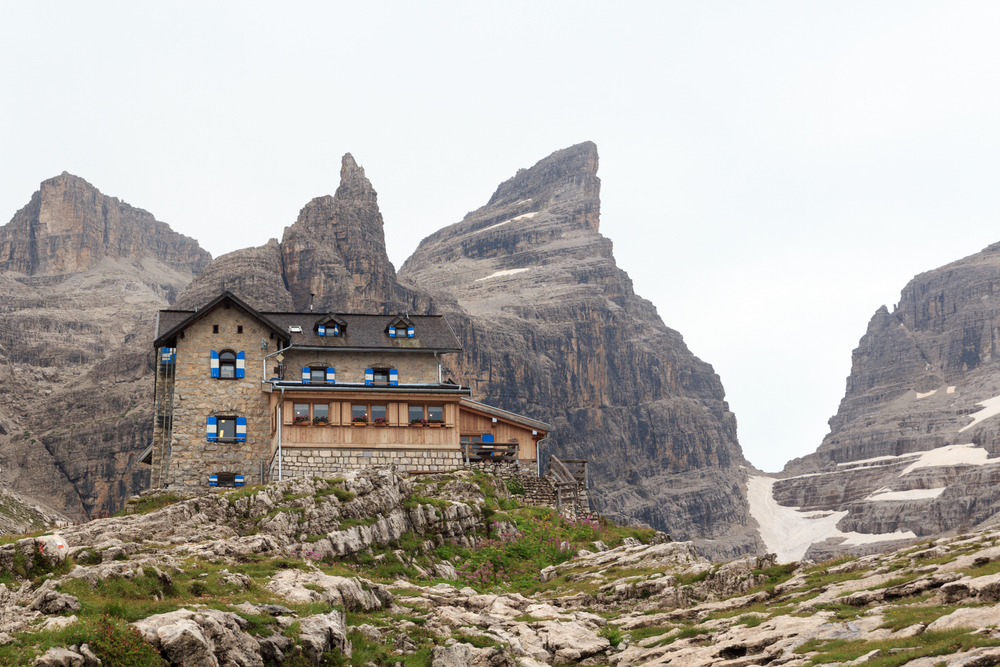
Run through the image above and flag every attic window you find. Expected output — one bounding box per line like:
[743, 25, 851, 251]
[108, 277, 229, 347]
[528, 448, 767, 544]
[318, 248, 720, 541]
[388, 319, 414, 338]
[213, 324, 219, 334]
[289, 326, 302, 334]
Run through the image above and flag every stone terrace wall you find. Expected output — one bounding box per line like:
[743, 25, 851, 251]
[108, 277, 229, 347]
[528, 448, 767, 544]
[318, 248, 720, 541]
[277, 447, 464, 478]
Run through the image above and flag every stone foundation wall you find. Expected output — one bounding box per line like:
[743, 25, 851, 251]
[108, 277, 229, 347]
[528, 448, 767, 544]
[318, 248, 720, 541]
[276, 447, 464, 478]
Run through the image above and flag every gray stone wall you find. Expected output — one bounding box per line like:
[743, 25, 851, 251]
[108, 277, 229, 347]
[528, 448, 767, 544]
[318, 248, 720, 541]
[163, 307, 274, 488]
[277, 447, 464, 477]
[279, 350, 439, 385]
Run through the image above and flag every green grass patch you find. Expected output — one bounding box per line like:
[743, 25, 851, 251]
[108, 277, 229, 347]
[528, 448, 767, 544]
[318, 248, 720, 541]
[794, 629, 1000, 666]
[0, 614, 167, 666]
[452, 633, 501, 649]
[115, 493, 185, 517]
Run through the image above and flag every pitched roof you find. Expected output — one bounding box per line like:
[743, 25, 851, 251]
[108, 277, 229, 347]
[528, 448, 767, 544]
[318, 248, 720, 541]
[459, 398, 551, 433]
[262, 312, 460, 351]
[154, 292, 291, 348]
[154, 292, 461, 352]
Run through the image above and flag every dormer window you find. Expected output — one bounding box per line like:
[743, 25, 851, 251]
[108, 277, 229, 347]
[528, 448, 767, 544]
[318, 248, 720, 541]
[316, 314, 346, 337]
[387, 315, 415, 338]
[289, 325, 303, 334]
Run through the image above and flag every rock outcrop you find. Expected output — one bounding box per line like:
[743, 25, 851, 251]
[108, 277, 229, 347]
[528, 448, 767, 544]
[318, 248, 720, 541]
[0, 174, 209, 520]
[771, 242, 1000, 559]
[399, 143, 758, 559]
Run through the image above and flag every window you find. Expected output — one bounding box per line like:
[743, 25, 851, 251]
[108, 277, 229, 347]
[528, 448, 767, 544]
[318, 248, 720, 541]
[371, 405, 387, 424]
[427, 406, 443, 423]
[211, 350, 244, 378]
[294, 404, 310, 424]
[237, 325, 243, 334]
[461, 435, 482, 444]
[302, 366, 335, 385]
[352, 404, 368, 422]
[365, 368, 397, 386]
[218, 417, 236, 439]
[409, 405, 424, 423]
[207, 416, 246, 442]
[219, 351, 237, 379]
[313, 404, 329, 423]
[213, 324, 219, 334]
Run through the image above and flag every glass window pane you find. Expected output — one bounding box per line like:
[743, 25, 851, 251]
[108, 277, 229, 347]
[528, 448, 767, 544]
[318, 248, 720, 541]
[220, 365, 234, 379]
[371, 405, 386, 420]
[428, 406, 443, 422]
[311, 368, 326, 382]
[314, 404, 329, 421]
[220, 351, 236, 361]
[352, 405, 367, 420]
[218, 418, 235, 439]
[409, 405, 424, 422]
[374, 370, 389, 383]
[294, 404, 309, 422]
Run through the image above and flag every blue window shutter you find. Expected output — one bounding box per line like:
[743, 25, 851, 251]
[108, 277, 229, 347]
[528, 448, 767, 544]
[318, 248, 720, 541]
[236, 351, 245, 378]
[407, 326, 415, 338]
[302, 367, 310, 384]
[206, 417, 218, 441]
[482, 434, 494, 443]
[326, 367, 336, 385]
[389, 326, 396, 338]
[365, 368, 373, 386]
[236, 417, 247, 441]
[210, 350, 220, 378]
[333, 324, 339, 336]
[389, 369, 398, 386]
[209, 475, 218, 486]
[318, 325, 326, 337]
[234, 475, 244, 487]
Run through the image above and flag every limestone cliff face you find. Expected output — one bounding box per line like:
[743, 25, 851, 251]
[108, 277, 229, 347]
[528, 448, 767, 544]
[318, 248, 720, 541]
[399, 143, 759, 560]
[173, 239, 293, 312]
[0, 172, 210, 277]
[777, 243, 1000, 557]
[0, 175, 207, 520]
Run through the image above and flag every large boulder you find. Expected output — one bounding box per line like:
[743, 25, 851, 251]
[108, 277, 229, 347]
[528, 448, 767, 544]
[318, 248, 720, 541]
[297, 611, 351, 663]
[132, 608, 262, 667]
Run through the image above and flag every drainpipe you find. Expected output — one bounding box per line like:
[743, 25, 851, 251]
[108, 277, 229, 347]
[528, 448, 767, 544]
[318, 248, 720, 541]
[434, 351, 441, 383]
[278, 387, 284, 481]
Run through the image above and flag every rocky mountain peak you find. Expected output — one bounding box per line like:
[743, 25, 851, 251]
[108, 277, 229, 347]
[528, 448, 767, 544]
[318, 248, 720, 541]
[176, 152, 420, 315]
[486, 141, 599, 215]
[0, 172, 211, 276]
[399, 143, 757, 559]
[335, 152, 378, 203]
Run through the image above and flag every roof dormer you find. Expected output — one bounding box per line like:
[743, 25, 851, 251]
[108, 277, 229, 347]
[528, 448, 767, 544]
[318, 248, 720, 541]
[386, 315, 415, 339]
[316, 314, 347, 337]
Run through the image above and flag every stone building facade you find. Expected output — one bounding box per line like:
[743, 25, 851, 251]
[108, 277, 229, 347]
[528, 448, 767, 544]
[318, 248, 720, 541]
[144, 292, 550, 490]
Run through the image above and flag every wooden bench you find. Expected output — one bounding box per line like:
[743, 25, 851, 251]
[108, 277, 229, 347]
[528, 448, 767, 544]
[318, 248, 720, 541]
[466, 443, 519, 464]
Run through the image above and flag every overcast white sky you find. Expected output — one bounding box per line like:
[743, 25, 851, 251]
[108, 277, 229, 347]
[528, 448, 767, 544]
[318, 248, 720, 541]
[3, 2, 999, 472]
